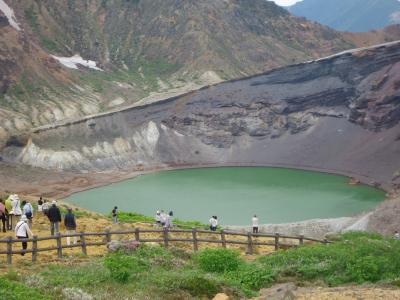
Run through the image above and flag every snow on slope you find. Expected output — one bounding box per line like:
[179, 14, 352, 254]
[52, 55, 103, 71]
[0, 0, 21, 31]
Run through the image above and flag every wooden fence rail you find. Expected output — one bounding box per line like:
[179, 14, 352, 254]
[0, 228, 330, 264]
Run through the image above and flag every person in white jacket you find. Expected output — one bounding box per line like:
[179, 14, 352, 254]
[209, 216, 218, 231]
[252, 215, 259, 234]
[15, 215, 33, 256]
[10, 195, 22, 230]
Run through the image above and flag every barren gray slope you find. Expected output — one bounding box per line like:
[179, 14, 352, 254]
[2, 42, 400, 189]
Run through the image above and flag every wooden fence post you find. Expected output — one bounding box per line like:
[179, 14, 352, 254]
[32, 236, 38, 262]
[105, 229, 111, 243]
[246, 232, 253, 255]
[56, 233, 63, 258]
[274, 233, 280, 251]
[135, 228, 140, 242]
[80, 232, 87, 255]
[7, 236, 12, 265]
[163, 227, 169, 248]
[192, 228, 198, 252]
[221, 230, 226, 248]
[299, 235, 304, 246]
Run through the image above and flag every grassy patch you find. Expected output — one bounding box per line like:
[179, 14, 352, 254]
[258, 232, 400, 286]
[113, 211, 208, 229]
[0, 277, 52, 300]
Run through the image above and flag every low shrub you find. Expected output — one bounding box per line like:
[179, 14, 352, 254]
[226, 263, 275, 290]
[196, 248, 242, 273]
[104, 252, 149, 283]
[178, 275, 221, 298]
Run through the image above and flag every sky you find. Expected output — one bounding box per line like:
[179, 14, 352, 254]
[268, 0, 303, 7]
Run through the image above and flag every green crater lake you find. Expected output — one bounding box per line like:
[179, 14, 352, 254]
[65, 167, 385, 225]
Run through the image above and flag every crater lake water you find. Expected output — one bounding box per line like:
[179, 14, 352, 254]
[65, 167, 385, 225]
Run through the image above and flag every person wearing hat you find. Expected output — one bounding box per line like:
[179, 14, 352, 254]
[64, 208, 77, 246]
[22, 200, 34, 229]
[10, 195, 22, 230]
[5, 195, 12, 230]
[15, 215, 33, 256]
[47, 200, 62, 236]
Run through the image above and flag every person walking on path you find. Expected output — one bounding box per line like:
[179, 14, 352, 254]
[112, 206, 118, 224]
[5, 196, 12, 230]
[252, 215, 259, 234]
[47, 201, 61, 236]
[22, 200, 34, 229]
[38, 197, 43, 213]
[64, 208, 77, 246]
[10, 195, 22, 230]
[209, 216, 218, 232]
[0, 199, 6, 232]
[15, 215, 33, 256]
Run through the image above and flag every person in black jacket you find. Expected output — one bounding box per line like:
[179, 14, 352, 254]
[47, 200, 61, 236]
[64, 208, 77, 245]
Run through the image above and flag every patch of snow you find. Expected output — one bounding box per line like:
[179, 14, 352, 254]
[52, 55, 103, 71]
[0, 0, 21, 31]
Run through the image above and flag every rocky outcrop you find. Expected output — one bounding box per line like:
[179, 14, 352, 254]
[1, 41, 400, 189]
[1, 0, 400, 137]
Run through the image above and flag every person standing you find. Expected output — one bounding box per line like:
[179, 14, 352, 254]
[155, 211, 162, 226]
[164, 211, 173, 228]
[209, 216, 218, 232]
[38, 197, 44, 213]
[15, 215, 33, 256]
[22, 201, 34, 229]
[112, 206, 118, 224]
[42, 200, 50, 216]
[252, 215, 259, 234]
[0, 199, 6, 232]
[160, 210, 167, 227]
[64, 208, 77, 246]
[10, 195, 22, 230]
[5, 196, 12, 230]
[47, 201, 61, 236]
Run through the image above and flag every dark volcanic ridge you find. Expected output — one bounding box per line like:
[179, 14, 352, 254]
[1, 41, 400, 191]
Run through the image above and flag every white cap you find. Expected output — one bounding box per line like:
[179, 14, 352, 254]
[52, 200, 57, 205]
[21, 215, 28, 221]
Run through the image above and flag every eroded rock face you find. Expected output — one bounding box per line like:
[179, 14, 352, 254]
[2, 42, 400, 187]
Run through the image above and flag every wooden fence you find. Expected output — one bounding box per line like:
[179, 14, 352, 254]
[0, 228, 329, 264]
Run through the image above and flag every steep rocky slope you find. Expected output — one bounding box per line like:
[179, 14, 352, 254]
[1, 0, 400, 139]
[2, 41, 399, 190]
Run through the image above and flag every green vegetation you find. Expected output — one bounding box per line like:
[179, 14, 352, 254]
[24, 6, 39, 32]
[0, 277, 51, 300]
[258, 232, 400, 286]
[113, 211, 208, 229]
[196, 248, 241, 273]
[2, 233, 400, 299]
